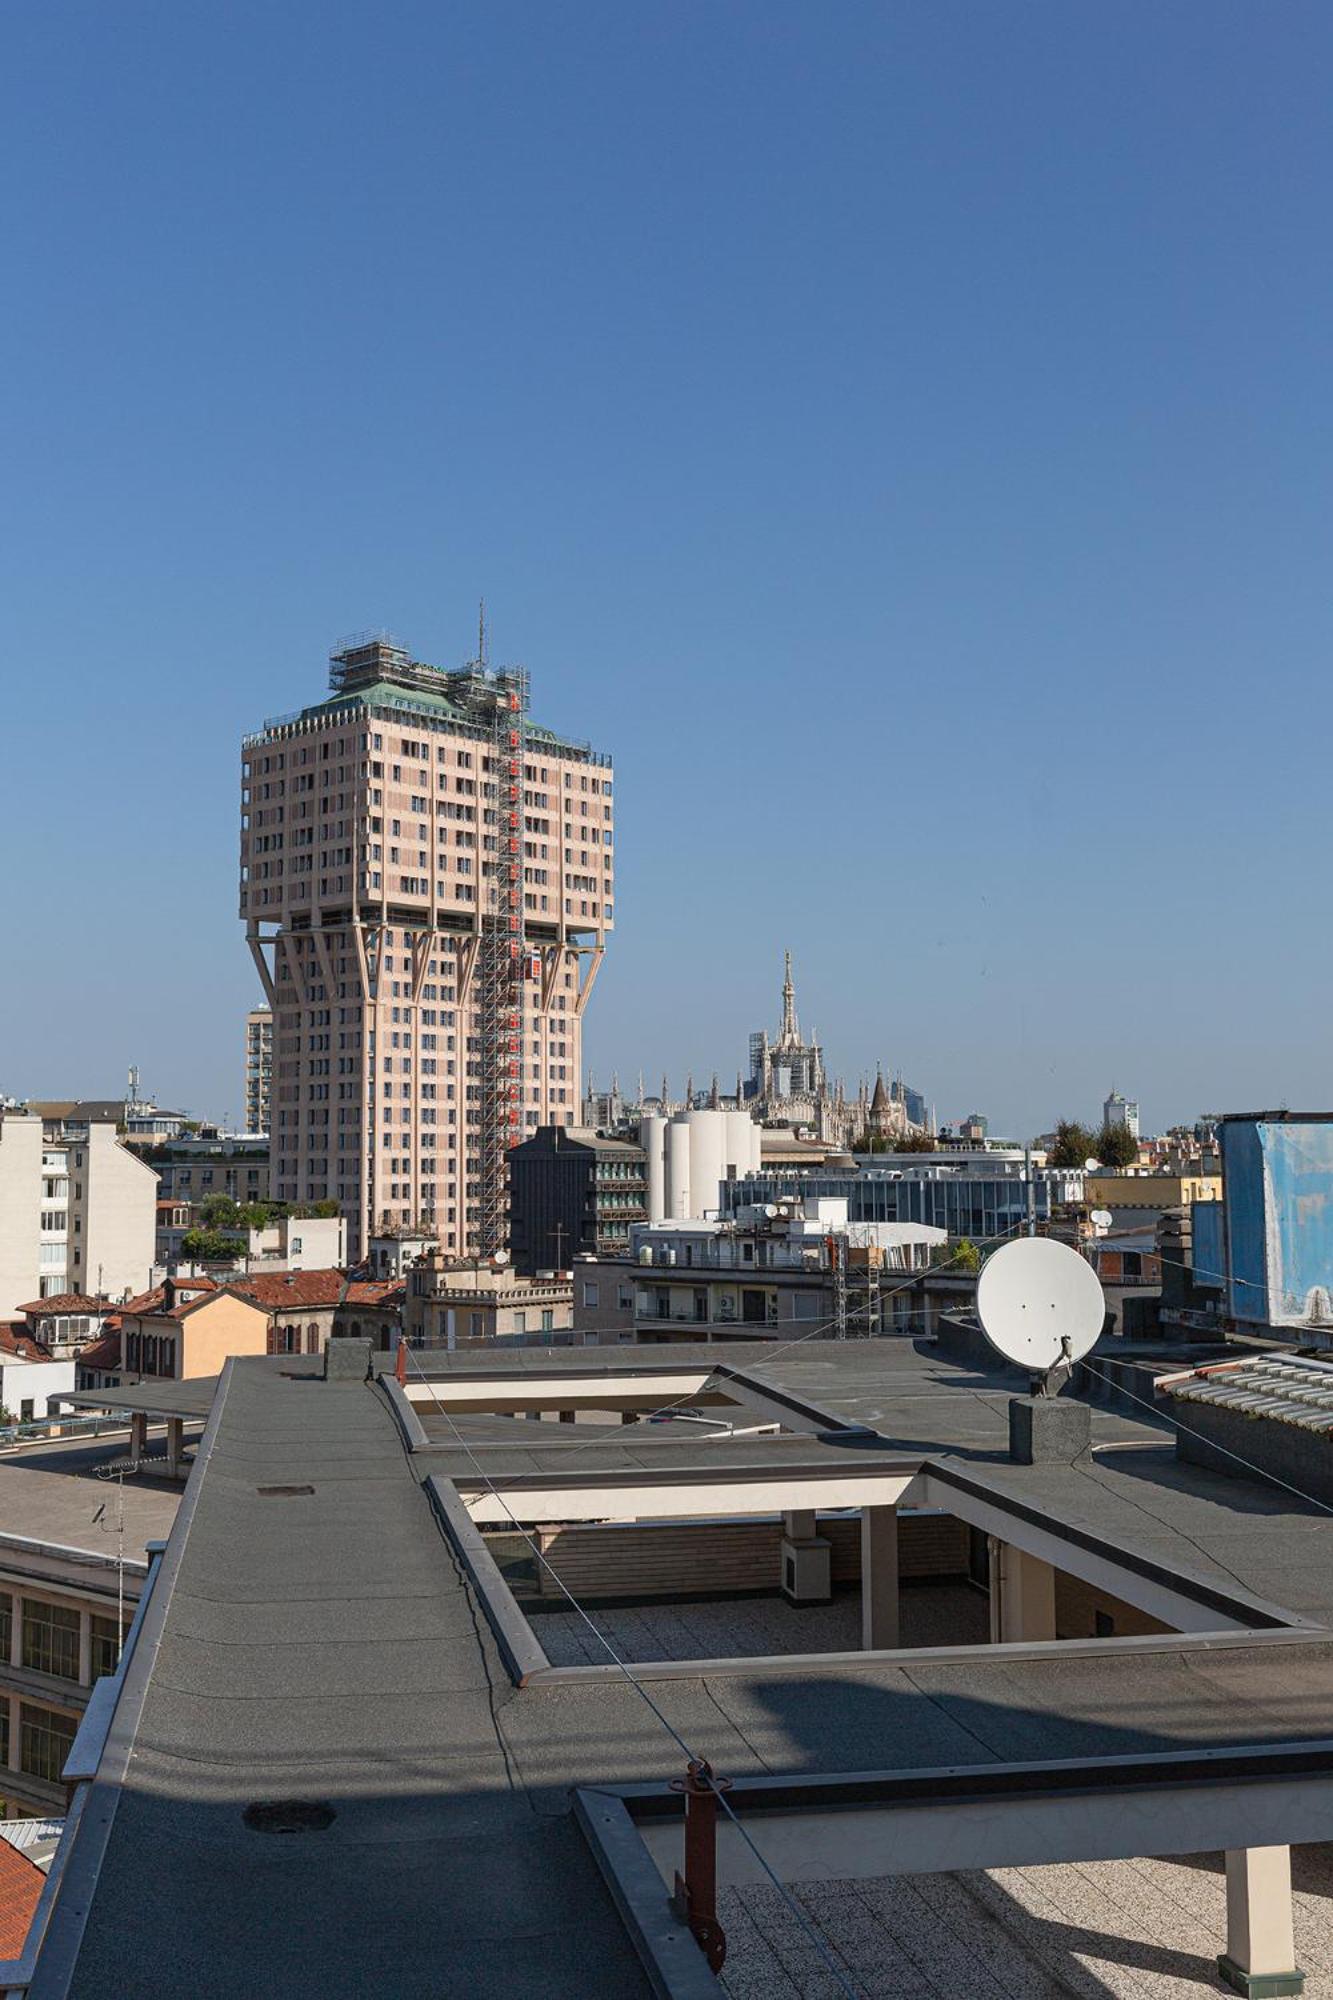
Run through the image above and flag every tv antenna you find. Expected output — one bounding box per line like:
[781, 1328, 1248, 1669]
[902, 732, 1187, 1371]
[976, 1236, 1103, 1397]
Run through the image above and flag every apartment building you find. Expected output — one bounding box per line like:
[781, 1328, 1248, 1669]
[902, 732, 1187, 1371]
[402, 1251, 573, 1345]
[240, 632, 614, 1258]
[243, 1006, 273, 1133]
[0, 1445, 178, 1818]
[576, 1198, 948, 1342]
[0, 1112, 156, 1318]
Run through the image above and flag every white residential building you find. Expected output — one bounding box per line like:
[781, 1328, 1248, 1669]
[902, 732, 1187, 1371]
[0, 1111, 157, 1317]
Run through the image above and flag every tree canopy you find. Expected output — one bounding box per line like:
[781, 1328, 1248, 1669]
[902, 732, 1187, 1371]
[1094, 1121, 1138, 1169]
[1047, 1121, 1097, 1169]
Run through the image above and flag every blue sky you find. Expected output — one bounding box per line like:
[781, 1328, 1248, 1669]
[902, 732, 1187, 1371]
[3, 2, 1331, 1137]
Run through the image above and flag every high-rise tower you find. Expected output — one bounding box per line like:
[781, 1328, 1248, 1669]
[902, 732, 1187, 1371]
[240, 630, 614, 1258]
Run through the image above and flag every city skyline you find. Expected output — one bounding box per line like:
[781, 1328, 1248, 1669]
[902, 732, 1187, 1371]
[8, 7, 1333, 1138]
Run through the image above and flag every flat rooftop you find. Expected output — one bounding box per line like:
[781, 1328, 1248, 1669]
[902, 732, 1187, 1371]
[33, 1336, 1333, 1997]
[0, 1436, 181, 1566]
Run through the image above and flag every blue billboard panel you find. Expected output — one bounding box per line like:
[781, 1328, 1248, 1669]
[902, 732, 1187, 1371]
[1223, 1119, 1333, 1328]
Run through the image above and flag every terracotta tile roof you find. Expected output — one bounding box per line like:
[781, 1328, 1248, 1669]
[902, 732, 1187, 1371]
[76, 1333, 122, 1370]
[0, 1325, 51, 1361]
[15, 1294, 109, 1317]
[232, 1271, 350, 1310]
[119, 1279, 217, 1319]
[0, 1838, 45, 1955]
[225, 1271, 404, 1313]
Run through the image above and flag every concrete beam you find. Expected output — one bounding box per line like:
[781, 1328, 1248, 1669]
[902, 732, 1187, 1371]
[636, 1775, 1333, 1891]
[462, 1469, 917, 1527]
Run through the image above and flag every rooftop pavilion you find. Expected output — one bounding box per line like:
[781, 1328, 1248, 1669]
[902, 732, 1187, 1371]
[25, 1334, 1333, 1997]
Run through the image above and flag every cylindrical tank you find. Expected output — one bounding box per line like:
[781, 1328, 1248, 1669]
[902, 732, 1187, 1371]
[665, 1116, 692, 1220]
[640, 1114, 667, 1223]
[725, 1108, 761, 1182]
[686, 1110, 726, 1221]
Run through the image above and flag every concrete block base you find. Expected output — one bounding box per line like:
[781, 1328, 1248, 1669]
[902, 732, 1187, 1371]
[780, 1536, 832, 1606]
[1217, 1956, 1304, 1998]
[1008, 1396, 1091, 1465]
[324, 1338, 373, 1381]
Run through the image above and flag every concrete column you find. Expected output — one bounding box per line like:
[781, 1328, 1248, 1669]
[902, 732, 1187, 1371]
[993, 1542, 1057, 1643]
[9, 1601, 21, 1672]
[78, 1610, 92, 1687]
[860, 1504, 899, 1650]
[5, 1694, 17, 1773]
[165, 1418, 184, 1477]
[1218, 1847, 1304, 1997]
[129, 1412, 148, 1462]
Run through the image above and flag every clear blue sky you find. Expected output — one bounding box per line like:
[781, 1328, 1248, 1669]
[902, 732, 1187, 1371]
[4, 2, 1331, 1138]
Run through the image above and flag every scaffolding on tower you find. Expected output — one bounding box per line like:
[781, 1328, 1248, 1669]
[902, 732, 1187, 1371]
[473, 634, 530, 1259]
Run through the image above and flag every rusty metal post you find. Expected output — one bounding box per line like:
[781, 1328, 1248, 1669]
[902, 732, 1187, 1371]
[670, 1759, 730, 1972]
[395, 1337, 407, 1387]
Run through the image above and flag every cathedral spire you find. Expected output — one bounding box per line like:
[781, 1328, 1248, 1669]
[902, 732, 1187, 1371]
[780, 949, 799, 1045]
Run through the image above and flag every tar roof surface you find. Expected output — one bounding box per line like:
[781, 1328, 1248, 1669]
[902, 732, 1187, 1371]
[0, 1438, 180, 1563]
[411, 1338, 1165, 1475]
[40, 1343, 1333, 2000]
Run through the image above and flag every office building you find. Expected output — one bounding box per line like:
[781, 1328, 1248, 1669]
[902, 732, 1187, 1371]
[240, 631, 614, 1259]
[508, 1125, 647, 1273]
[243, 1006, 273, 1133]
[143, 1134, 270, 1207]
[720, 1155, 1082, 1241]
[1103, 1089, 1140, 1140]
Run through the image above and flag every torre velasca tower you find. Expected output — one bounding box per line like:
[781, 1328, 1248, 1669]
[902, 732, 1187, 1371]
[240, 630, 614, 1259]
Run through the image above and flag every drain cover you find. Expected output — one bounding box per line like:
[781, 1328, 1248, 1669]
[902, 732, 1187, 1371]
[243, 1800, 335, 1834]
[255, 1485, 315, 1497]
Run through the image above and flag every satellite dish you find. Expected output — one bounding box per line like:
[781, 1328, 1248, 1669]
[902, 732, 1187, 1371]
[976, 1237, 1103, 1374]
[1084, 1157, 1102, 1172]
[1090, 1208, 1113, 1229]
[492, 1250, 510, 1267]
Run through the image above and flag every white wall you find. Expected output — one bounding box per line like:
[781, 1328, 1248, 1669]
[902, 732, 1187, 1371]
[0, 1358, 77, 1422]
[0, 1115, 45, 1318]
[72, 1125, 156, 1303]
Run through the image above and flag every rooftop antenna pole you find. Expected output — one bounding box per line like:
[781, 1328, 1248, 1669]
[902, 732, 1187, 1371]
[478, 599, 488, 671]
[117, 1471, 125, 1662]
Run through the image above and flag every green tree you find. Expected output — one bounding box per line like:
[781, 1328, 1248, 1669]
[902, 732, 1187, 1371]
[199, 1194, 239, 1230]
[1095, 1121, 1138, 1169]
[236, 1202, 272, 1231]
[891, 1133, 936, 1154]
[181, 1228, 240, 1262]
[930, 1237, 980, 1272]
[1047, 1121, 1097, 1169]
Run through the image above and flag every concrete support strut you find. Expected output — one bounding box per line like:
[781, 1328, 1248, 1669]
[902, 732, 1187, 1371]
[129, 1413, 148, 1464]
[1218, 1846, 1304, 1997]
[860, 1504, 899, 1650]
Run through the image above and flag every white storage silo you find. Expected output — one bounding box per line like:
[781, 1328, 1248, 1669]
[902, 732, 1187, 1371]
[665, 1116, 692, 1220]
[639, 1114, 667, 1223]
[686, 1110, 726, 1220]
